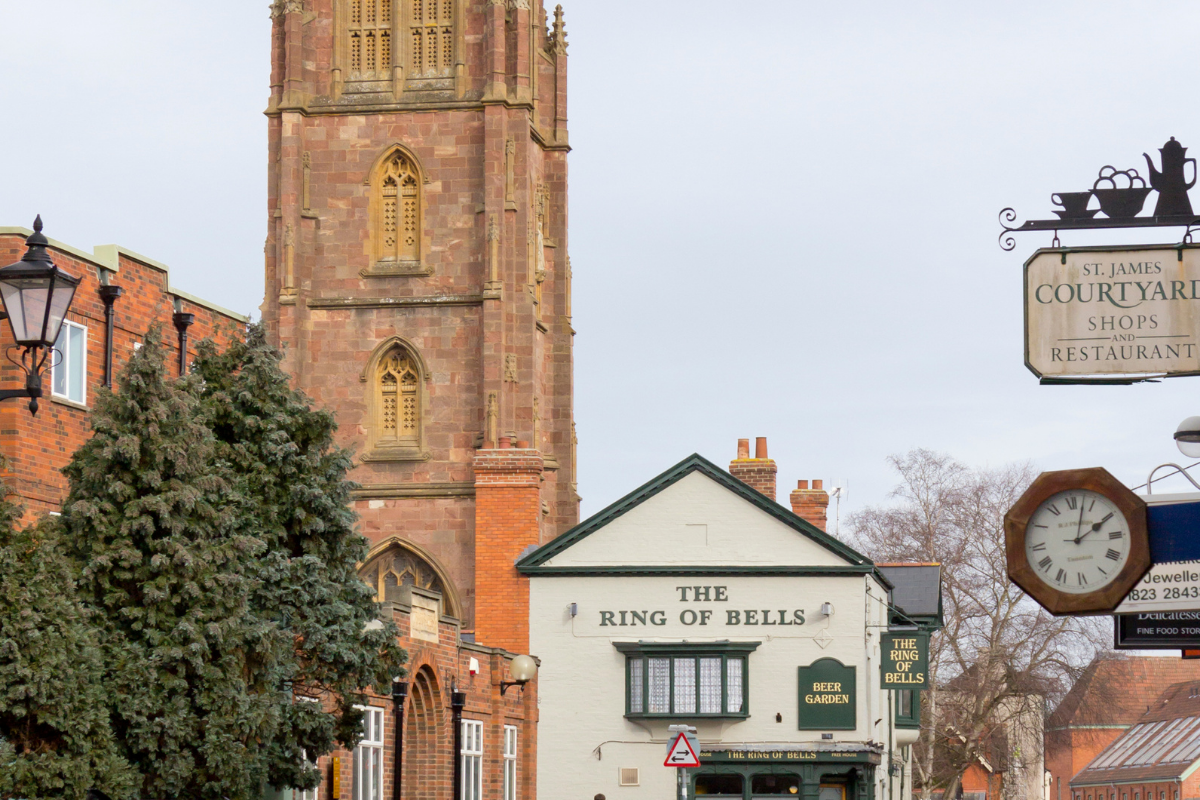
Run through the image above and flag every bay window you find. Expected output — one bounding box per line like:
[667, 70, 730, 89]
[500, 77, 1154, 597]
[615, 641, 759, 719]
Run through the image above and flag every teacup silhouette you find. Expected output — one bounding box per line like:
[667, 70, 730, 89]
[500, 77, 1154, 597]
[1051, 192, 1097, 220]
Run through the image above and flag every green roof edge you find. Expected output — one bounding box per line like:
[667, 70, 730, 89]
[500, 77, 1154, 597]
[516, 453, 883, 581]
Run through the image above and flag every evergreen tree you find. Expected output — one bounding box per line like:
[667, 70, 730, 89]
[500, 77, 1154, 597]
[192, 324, 405, 792]
[62, 327, 284, 799]
[0, 497, 135, 800]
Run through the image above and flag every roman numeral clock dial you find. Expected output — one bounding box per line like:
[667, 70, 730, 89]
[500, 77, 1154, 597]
[1004, 468, 1152, 615]
[1024, 492, 1128, 593]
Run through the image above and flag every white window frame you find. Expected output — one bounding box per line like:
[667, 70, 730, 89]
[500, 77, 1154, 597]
[51, 319, 87, 405]
[297, 696, 320, 800]
[353, 704, 385, 800]
[461, 719, 483, 800]
[503, 725, 518, 800]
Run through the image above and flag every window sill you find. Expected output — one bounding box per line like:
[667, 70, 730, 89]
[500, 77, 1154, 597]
[361, 446, 432, 463]
[361, 261, 432, 278]
[625, 713, 749, 721]
[895, 720, 920, 730]
[50, 394, 89, 412]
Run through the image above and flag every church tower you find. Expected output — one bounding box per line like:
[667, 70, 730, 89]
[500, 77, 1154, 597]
[263, 0, 574, 653]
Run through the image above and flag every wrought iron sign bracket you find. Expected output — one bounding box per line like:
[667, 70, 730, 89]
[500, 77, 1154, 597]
[1000, 137, 1200, 251]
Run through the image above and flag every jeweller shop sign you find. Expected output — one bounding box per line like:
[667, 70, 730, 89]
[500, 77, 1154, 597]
[1025, 244, 1200, 379]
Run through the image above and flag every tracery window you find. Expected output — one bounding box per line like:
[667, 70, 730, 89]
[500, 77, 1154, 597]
[377, 349, 419, 446]
[409, 0, 455, 78]
[347, 0, 393, 78]
[372, 149, 422, 266]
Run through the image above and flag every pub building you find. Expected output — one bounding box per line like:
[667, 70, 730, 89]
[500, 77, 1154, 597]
[520, 441, 942, 800]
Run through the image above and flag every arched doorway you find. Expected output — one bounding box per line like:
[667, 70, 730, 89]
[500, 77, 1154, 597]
[404, 666, 442, 800]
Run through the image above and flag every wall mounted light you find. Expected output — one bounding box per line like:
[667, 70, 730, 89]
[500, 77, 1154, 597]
[500, 654, 538, 696]
[821, 602, 835, 617]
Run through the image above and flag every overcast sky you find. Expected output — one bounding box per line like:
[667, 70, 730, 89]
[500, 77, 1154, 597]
[5, 1, 1200, 522]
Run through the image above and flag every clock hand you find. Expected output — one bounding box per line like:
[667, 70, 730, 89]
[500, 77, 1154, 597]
[1076, 512, 1114, 544]
[1073, 500, 1086, 544]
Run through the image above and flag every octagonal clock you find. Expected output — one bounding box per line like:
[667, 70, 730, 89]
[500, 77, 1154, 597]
[1004, 467, 1151, 616]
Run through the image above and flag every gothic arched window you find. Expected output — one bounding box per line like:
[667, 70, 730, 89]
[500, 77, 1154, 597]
[366, 147, 425, 274]
[335, 0, 458, 96]
[378, 349, 419, 446]
[362, 337, 429, 461]
[409, 0, 455, 78]
[347, 0, 392, 78]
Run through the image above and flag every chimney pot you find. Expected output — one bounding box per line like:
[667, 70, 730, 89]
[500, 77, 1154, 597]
[755, 437, 768, 459]
[790, 478, 830, 532]
[729, 437, 776, 502]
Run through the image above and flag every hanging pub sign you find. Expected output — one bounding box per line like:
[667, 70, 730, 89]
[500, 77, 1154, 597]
[1000, 138, 1200, 384]
[1024, 244, 1200, 381]
[797, 658, 856, 731]
[880, 632, 928, 689]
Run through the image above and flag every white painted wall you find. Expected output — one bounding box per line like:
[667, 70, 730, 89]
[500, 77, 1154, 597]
[528, 470, 913, 800]
[539, 472, 851, 568]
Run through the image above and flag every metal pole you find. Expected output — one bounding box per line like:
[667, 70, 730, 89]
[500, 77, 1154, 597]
[98, 284, 121, 388]
[451, 690, 466, 800]
[392, 681, 407, 800]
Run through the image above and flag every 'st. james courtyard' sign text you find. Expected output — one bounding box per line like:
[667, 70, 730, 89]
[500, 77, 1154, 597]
[1025, 245, 1200, 379]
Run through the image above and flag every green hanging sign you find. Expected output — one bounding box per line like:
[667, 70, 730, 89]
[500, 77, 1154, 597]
[797, 658, 856, 730]
[880, 632, 929, 689]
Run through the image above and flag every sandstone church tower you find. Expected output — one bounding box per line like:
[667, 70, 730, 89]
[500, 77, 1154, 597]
[262, 0, 575, 654]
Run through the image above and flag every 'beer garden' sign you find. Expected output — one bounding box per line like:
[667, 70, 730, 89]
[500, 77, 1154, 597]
[1025, 244, 1200, 380]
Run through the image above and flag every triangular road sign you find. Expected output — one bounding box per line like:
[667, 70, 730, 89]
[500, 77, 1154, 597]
[664, 732, 701, 768]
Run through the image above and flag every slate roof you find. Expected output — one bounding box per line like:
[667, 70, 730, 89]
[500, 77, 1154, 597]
[877, 563, 942, 625]
[1072, 681, 1200, 786]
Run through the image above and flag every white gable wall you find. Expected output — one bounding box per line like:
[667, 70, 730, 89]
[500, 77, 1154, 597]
[541, 471, 852, 568]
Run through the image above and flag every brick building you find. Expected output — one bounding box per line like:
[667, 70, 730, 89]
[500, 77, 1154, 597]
[1069, 680, 1200, 800]
[1047, 656, 1200, 800]
[0, 222, 246, 520]
[259, 0, 576, 797]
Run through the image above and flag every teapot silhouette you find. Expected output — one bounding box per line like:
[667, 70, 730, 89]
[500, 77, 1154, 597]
[1144, 137, 1197, 217]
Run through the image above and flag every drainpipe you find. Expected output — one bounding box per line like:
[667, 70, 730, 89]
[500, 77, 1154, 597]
[451, 689, 466, 800]
[98, 282, 122, 388]
[172, 299, 194, 376]
[392, 680, 408, 800]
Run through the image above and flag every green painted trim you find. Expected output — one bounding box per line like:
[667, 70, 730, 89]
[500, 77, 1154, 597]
[516, 454, 872, 570]
[894, 689, 920, 729]
[519, 564, 879, 577]
[613, 641, 762, 655]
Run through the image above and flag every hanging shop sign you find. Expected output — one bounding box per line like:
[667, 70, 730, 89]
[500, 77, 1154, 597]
[1114, 611, 1200, 649]
[797, 658, 856, 731]
[999, 138, 1200, 384]
[880, 632, 929, 689]
[1024, 244, 1200, 381]
[1115, 559, 1200, 614]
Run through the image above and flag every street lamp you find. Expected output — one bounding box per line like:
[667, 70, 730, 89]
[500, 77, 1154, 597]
[499, 655, 538, 696]
[1175, 417, 1200, 458]
[0, 216, 80, 415]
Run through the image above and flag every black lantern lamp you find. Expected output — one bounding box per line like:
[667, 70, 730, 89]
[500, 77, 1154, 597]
[0, 216, 80, 414]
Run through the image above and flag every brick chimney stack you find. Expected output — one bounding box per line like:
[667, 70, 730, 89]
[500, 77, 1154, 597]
[729, 437, 777, 502]
[791, 479, 830, 531]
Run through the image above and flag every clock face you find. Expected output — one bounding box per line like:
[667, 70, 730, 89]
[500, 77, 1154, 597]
[1024, 490, 1131, 595]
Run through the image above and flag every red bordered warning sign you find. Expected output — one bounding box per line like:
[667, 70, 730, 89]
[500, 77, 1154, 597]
[664, 732, 701, 768]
